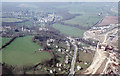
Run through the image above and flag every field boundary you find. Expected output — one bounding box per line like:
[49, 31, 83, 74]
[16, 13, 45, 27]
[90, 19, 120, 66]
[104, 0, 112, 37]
[0, 37, 17, 50]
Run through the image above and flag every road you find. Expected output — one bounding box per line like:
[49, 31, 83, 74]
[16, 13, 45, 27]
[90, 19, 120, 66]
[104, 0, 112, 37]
[92, 32, 110, 74]
[68, 37, 78, 76]
[84, 31, 110, 74]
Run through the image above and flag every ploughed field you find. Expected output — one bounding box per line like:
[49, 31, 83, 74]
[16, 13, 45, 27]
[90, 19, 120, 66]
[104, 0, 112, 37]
[2, 36, 52, 66]
[98, 16, 118, 26]
[52, 23, 85, 37]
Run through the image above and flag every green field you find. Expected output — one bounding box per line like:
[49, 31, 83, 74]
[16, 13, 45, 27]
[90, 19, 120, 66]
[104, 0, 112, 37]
[0, 51, 2, 63]
[17, 20, 34, 27]
[75, 50, 93, 74]
[52, 23, 85, 37]
[63, 14, 102, 27]
[0, 37, 11, 46]
[57, 3, 117, 15]
[1, 18, 23, 22]
[56, 3, 102, 14]
[2, 36, 52, 66]
[68, 4, 101, 14]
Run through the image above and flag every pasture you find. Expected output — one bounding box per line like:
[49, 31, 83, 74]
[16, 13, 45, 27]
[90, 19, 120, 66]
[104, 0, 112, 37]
[57, 2, 117, 16]
[52, 23, 85, 37]
[1, 18, 23, 23]
[75, 50, 93, 74]
[63, 14, 102, 27]
[17, 20, 34, 27]
[0, 37, 11, 46]
[2, 36, 52, 66]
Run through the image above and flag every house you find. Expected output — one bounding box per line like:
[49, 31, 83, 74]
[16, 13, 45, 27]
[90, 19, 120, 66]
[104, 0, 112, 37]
[38, 48, 43, 51]
[53, 69, 56, 72]
[58, 48, 61, 52]
[66, 49, 69, 52]
[59, 63, 62, 67]
[49, 39, 55, 42]
[83, 50, 87, 53]
[77, 65, 81, 70]
[70, 51, 72, 54]
[101, 46, 105, 50]
[58, 68, 61, 71]
[84, 62, 89, 65]
[50, 70, 53, 74]
[65, 56, 68, 64]
[56, 45, 58, 48]
[47, 43, 51, 46]
[56, 63, 62, 67]
[62, 51, 64, 54]
[78, 42, 81, 45]
[56, 63, 59, 67]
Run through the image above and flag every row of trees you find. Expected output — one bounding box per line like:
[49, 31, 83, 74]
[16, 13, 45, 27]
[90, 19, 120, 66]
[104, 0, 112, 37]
[76, 38, 98, 47]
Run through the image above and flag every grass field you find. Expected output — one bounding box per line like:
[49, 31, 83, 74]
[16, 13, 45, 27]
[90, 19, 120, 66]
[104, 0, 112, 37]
[75, 50, 93, 74]
[63, 14, 102, 27]
[56, 3, 102, 14]
[0, 51, 2, 63]
[52, 23, 85, 37]
[17, 20, 34, 27]
[1, 18, 23, 23]
[68, 4, 101, 14]
[2, 36, 52, 66]
[0, 37, 11, 46]
[57, 3, 117, 15]
[78, 51, 93, 63]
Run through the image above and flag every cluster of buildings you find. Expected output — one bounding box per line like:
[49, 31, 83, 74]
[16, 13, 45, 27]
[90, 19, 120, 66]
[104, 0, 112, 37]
[38, 13, 56, 23]
[84, 21, 120, 74]
[91, 24, 118, 34]
[2, 10, 33, 18]
[39, 27, 48, 31]
[103, 49, 120, 75]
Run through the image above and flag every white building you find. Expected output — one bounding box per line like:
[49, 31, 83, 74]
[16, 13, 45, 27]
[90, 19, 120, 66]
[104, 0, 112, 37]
[66, 49, 69, 52]
[50, 70, 53, 74]
[77, 65, 81, 70]
[58, 48, 61, 52]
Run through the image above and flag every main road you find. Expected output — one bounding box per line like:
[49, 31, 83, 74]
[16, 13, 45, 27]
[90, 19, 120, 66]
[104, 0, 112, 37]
[68, 37, 78, 76]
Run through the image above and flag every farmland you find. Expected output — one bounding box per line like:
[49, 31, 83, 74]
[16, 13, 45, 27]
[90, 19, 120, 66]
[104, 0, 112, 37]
[68, 4, 101, 14]
[63, 14, 102, 27]
[0, 51, 2, 63]
[52, 23, 85, 37]
[0, 37, 11, 46]
[98, 16, 118, 26]
[17, 20, 34, 27]
[78, 51, 93, 64]
[57, 2, 117, 16]
[0, 18, 23, 23]
[75, 50, 93, 74]
[56, 3, 101, 14]
[2, 36, 52, 66]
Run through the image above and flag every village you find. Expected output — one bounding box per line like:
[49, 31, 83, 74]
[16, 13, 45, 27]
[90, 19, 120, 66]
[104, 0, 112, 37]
[1, 2, 120, 75]
[1, 11, 120, 75]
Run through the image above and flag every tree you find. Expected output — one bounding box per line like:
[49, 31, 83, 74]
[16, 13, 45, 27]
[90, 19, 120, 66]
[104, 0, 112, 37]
[2, 63, 15, 75]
